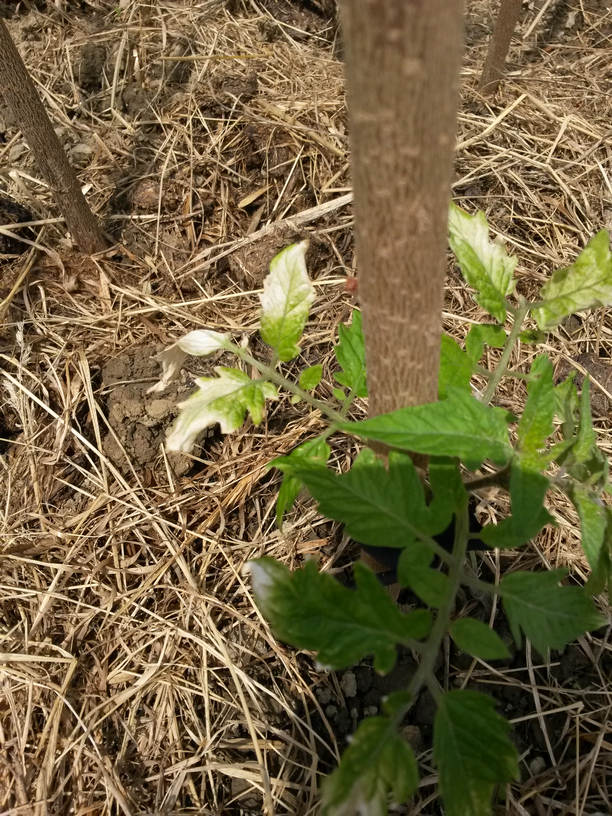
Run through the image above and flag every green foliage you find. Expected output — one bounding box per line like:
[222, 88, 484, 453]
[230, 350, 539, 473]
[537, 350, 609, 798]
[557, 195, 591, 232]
[156, 210, 609, 816]
[249, 558, 431, 673]
[272, 437, 330, 526]
[321, 716, 418, 815]
[465, 323, 506, 364]
[340, 388, 513, 469]
[480, 466, 552, 549]
[500, 569, 604, 653]
[438, 335, 473, 398]
[517, 355, 554, 468]
[434, 690, 519, 816]
[334, 308, 368, 398]
[278, 447, 456, 552]
[449, 618, 510, 660]
[299, 364, 323, 391]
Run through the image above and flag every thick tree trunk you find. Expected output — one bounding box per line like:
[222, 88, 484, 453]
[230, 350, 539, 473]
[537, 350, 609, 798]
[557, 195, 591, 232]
[479, 0, 523, 94]
[339, 0, 465, 415]
[0, 19, 107, 254]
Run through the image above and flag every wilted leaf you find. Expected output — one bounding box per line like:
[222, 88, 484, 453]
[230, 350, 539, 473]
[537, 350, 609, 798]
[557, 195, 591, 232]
[448, 203, 517, 323]
[248, 558, 431, 672]
[259, 241, 315, 361]
[150, 329, 229, 392]
[166, 367, 276, 452]
[434, 689, 518, 816]
[532, 230, 612, 330]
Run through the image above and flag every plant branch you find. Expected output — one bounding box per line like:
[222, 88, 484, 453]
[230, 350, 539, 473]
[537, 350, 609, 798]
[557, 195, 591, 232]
[231, 344, 347, 425]
[482, 299, 530, 404]
[389, 502, 470, 727]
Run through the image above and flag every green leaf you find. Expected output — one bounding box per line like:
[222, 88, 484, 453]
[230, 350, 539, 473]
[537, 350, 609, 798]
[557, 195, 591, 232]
[450, 618, 510, 660]
[321, 716, 418, 816]
[519, 329, 547, 345]
[500, 569, 605, 653]
[333, 387, 346, 402]
[249, 558, 431, 672]
[532, 230, 612, 330]
[448, 203, 517, 323]
[286, 448, 455, 552]
[480, 465, 552, 549]
[259, 241, 315, 361]
[339, 388, 513, 469]
[397, 553, 451, 607]
[299, 364, 323, 391]
[438, 335, 473, 399]
[517, 355, 554, 468]
[554, 373, 579, 440]
[428, 457, 469, 516]
[272, 437, 330, 526]
[434, 689, 518, 816]
[465, 324, 506, 365]
[166, 367, 276, 452]
[334, 309, 368, 398]
[572, 486, 608, 576]
[568, 380, 608, 486]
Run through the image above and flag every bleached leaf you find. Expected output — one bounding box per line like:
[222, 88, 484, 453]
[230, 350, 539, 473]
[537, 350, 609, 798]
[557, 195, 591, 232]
[149, 329, 229, 393]
[259, 241, 315, 361]
[176, 329, 230, 356]
[166, 367, 276, 452]
[448, 204, 516, 323]
[533, 231, 612, 330]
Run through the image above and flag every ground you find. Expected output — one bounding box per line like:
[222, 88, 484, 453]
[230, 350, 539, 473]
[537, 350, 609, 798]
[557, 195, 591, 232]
[0, 1, 611, 814]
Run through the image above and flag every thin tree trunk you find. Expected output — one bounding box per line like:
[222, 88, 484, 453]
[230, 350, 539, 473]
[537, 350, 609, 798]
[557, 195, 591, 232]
[479, 0, 523, 94]
[0, 19, 107, 254]
[339, 0, 465, 415]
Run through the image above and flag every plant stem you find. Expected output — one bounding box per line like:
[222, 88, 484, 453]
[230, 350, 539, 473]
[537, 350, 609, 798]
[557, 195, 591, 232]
[464, 465, 511, 491]
[481, 299, 529, 404]
[391, 502, 470, 726]
[231, 345, 347, 425]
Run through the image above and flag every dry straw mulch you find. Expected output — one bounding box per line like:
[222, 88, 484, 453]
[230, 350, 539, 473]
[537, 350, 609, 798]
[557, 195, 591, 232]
[1, 1, 610, 813]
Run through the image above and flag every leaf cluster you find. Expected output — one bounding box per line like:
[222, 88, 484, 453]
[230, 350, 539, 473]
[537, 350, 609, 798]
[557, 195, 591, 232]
[156, 209, 611, 816]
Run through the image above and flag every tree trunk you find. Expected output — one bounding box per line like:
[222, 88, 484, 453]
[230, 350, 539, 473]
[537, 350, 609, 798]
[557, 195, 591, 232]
[479, 0, 523, 95]
[339, 0, 465, 416]
[0, 19, 107, 254]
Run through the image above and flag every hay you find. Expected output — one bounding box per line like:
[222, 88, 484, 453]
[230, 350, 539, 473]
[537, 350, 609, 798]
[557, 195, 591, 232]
[1, 1, 610, 813]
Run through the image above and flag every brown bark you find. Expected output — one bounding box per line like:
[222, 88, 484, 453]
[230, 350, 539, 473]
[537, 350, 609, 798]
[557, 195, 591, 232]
[479, 0, 523, 95]
[0, 19, 107, 254]
[339, 0, 465, 415]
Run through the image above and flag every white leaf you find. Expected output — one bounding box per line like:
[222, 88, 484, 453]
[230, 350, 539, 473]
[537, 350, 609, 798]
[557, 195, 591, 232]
[148, 329, 229, 393]
[166, 367, 276, 452]
[176, 329, 229, 356]
[259, 241, 315, 362]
